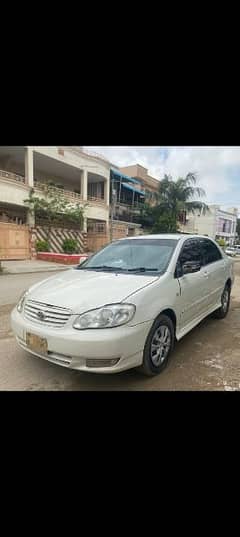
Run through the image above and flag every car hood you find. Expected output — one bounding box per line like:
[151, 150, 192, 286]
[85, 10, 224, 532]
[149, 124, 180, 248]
[27, 269, 159, 314]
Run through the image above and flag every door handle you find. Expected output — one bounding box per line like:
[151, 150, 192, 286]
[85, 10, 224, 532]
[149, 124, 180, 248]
[203, 271, 209, 278]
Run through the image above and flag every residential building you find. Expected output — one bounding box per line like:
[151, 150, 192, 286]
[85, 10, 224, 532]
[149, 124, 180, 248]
[0, 146, 111, 258]
[119, 164, 159, 197]
[179, 205, 238, 245]
[109, 164, 160, 235]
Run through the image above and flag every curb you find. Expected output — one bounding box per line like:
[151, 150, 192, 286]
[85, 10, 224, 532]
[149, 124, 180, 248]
[2, 267, 70, 275]
[0, 266, 70, 275]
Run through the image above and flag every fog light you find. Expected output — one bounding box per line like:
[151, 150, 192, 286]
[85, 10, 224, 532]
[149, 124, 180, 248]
[86, 358, 120, 368]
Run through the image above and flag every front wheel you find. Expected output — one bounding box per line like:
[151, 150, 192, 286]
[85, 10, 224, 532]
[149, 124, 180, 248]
[139, 314, 175, 377]
[213, 284, 231, 319]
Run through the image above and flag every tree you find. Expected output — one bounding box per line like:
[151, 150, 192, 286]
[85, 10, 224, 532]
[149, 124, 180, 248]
[24, 183, 86, 235]
[144, 172, 208, 233]
[216, 238, 226, 249]
[152, 213, 179, 234]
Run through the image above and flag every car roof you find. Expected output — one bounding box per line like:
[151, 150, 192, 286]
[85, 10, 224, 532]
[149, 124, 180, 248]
[118, 234, 215, 241]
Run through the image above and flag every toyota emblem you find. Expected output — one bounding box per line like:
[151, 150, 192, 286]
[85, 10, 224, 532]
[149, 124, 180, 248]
[37, 311, 46, 321]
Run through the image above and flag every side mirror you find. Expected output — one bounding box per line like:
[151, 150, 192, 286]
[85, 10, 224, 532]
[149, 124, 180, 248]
[182, 261, 201, 275]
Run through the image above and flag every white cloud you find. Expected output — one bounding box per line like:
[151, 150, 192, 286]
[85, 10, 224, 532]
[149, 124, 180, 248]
[85, 146, 240, 210]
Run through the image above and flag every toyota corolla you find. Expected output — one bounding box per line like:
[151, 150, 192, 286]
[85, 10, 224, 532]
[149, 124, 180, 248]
[11, 234, 234, 376]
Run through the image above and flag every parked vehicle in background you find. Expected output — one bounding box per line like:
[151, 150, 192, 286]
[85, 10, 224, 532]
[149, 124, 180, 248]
[225, 247, 237, 257]
[233, 245, 240, 254]
[11, 234, 234, 377]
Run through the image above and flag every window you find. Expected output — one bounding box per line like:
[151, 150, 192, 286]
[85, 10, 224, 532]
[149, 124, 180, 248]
[178, 239, 202, 266]
[216, 217, 232, 234]
[200, 239, 222, 265]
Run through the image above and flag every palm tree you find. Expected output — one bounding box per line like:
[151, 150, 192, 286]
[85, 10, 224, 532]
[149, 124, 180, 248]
[145, 172, 208, 232]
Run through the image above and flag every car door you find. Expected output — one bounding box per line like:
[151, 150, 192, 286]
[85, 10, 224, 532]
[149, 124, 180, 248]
[175, 238, 209, 330]
[199, 238, 226, 309]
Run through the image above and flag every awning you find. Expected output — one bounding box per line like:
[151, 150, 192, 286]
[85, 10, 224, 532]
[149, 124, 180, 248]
[110, 168, 141, 185]
[122, 182, 145, 197]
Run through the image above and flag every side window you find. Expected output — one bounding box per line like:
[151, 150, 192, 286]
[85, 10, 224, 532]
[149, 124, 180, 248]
[175, 239, 202, 277]
[178, 240, 202, 265]
[200, 239, 222, 265]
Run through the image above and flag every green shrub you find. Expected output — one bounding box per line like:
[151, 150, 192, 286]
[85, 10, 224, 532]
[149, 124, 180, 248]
[36, 239, 50, 252]
[62, 238, 78, 254]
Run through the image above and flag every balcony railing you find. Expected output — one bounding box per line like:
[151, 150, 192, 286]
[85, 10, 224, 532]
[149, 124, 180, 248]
[115, 202, 143, 215]
[34, 181, 83, 202]
[0, 172, 107, 208]
[34, 182, 107, 207]
[0, 169, 25, 184]
[88, 196, 106, 206]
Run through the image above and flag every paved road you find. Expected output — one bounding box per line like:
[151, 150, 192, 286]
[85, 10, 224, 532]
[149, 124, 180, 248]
[1, 266, 240, 391]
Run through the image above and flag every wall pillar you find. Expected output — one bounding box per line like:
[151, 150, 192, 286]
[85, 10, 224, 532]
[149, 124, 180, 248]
[29, 227, 37, 259]
[81, 169, 88, 201]
[104, 175, 110, 206]
[25, 147, 34, 187]
[27, 210, 35, 227]
[83, 217, 87, 233]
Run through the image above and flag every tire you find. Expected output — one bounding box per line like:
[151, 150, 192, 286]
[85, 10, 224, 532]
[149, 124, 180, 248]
[213, 283, 231, 319]
[139, 314, 175, 377]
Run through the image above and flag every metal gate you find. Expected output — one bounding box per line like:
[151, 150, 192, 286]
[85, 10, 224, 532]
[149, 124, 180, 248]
[0, 222, 30, 260]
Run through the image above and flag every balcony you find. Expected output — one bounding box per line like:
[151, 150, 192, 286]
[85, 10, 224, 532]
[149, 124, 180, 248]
[34, 180, 83, 203]
[34, 181, 107, 207]
[0, 169, 25, 185]
[0, 169, 29, 209]
[0, 170, 109, 224]
[113, 202, 144, 224]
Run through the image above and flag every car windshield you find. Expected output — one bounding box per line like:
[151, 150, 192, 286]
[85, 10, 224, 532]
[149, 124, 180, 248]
[77, 238, 179, 274]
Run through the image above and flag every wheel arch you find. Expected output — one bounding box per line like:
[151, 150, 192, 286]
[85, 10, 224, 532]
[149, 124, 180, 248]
[157, 308, 177, 335]
[226, 278, 232, 290]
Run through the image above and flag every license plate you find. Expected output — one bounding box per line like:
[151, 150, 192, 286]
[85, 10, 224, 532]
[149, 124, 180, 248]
[26, 333, 48, 354]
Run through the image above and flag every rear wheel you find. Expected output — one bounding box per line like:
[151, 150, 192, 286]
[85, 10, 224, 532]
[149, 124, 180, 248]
[213, 283, 231, 319]
[139, 314, 175, 376]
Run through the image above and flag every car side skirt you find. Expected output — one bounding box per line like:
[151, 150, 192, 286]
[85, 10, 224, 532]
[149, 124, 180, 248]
[176, 301, 222, 341]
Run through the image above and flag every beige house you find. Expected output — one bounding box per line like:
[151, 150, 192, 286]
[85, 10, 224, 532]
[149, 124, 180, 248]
[179, 205, 238, 245]
[0, 146, 111, 229]
[119, 164, 159, 196]
[0, 146, 111, 258]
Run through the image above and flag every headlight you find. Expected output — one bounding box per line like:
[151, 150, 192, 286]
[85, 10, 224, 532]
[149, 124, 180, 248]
[73, 303, 136, 330]
[17, 292, 28, 313]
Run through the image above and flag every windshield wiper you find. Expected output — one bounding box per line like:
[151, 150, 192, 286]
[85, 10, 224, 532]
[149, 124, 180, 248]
[127, 267, 159, 273]
[81, 265, 125, 271]
[77, 265, 159, 273]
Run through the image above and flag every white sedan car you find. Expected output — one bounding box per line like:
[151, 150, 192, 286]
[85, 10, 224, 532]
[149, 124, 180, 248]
[11, 234, 234, 376]
[225, 247, 237, 257]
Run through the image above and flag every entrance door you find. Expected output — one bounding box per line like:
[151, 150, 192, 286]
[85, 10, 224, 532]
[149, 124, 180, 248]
[0, 223, 30, 259]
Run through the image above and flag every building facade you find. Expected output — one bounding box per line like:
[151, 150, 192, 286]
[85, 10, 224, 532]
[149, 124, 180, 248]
[108, 164, 160, 236]
[179, 205, 238, 245]
[0, 146, 111, 258]
[119, 164, 159, 196]
[0, 146, 111, 230]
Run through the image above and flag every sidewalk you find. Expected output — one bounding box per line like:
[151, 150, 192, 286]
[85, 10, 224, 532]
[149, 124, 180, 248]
[1, 259, 69, 274]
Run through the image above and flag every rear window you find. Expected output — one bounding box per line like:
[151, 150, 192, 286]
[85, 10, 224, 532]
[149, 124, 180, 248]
[200, 239, 222, 265]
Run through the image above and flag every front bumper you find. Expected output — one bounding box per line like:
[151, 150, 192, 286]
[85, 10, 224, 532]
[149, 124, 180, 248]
[11, 307, 152, 374]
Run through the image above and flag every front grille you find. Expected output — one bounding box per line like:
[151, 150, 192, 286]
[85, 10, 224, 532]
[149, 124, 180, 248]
[23, 299, 71, 328]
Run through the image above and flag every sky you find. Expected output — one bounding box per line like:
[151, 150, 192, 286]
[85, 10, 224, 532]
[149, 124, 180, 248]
[85, 146, 240, 214]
